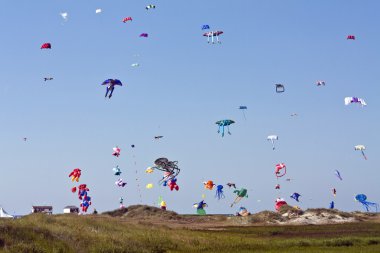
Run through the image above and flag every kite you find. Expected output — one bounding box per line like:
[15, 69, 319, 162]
[230, 188, 248, 207]
[354, 145, 367, 160]
[316, 80, 325, 86]
[145, 167, 154, 173]
[193, 200, 207, 215]
[238, 106, 247, 119]
[80, 196, 92, 212]
[215, 185, 225, 200]
[204, 180, 215, 190]
[60, 12, 68, 21]
[355, 194, 378, 212]
[275, 163, 287, 178]
[275, 84, 285, 93]
[23, 137, 27, 141]
[347, 35, 356, 40]
[290, 192, 301, 202]
[168, 178, 179, 191]
[226, 183, 236, 189]
[290, 113, 298, 117]
[131, 63, 139, 67]
[275, 198, 287, 211]
[95, 9, 102, 14]
[275, 184, 280, 189]
[44, 77, 53, 81]
[122, 17, 132, 23]
[267, 135, 278, 150]
[150, 157, 180, 182]
[146, 183, 153, 189]
[77, 184, 89, 200]
[344, 97, 367, 107]
[41, 43, 51, 49]
[115, 179, 127, 187]
[146, 5, 156, 10]
[113, 165, 122, 176]
[154, 136, 163, 140]
[202, 25, 210, 30]
[160, 200, 167, 210]
[203, 31, 223, 44]
[332, 188, 336, 197]
[119, 197, 125, 208]
[69, 168, 81, 182]
[112, 146, 121, 157]
[334, 170, 342, 180]
[102, 79, 122, 99]
[329, 201, 335, 209]
[216, 119, 235, 137]
[140, 33, 148, 38]
[236, 207, 251, 217]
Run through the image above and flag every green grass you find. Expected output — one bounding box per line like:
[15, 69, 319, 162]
[0, 214, 379, 253]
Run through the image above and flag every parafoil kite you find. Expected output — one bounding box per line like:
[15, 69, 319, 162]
[115, 179, 127, 187]
[316, 80, 325, 86]
[102, 79, 122, 99]
[154, 136, 163, 139]
[202, 25, 210, 30]
[275, 84, 285, 93]
[215, 185, 225, 200]
[290, 192, 301, 202]
[355, 194, 378, 212]
[203, 31, 223, 44]
[122, 17, 132, 23]
[113, 165, 122, 176]
[146, 5, 156, 10]
[193, 200, 207, 215]
[41, 43, 51, 49]
[344, 97, 367, 107]
[230, 188, 248, 207]
[112, 146, 121, 157]
[275, 163, 286, 178]
[44, 77, 53, 82]
[354, 145, 367, 160]
[140, 33, 148, 38]
[204, 180, 215, 190]
[69, 168, 81, 182]
[238, 106, 247, 119]
[334, 170, 342, 180]
[267, 135, 278, 150]
[226, 182, 236, 189]
[347, 35, 356, 40]
[216, 119, 235, 137]
[329, 201, 335, 209]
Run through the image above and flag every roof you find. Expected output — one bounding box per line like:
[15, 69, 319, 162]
[32, 206, 53, 209]
[64, 206, 78, 209]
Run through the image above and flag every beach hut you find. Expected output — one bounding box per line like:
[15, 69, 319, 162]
[32, 206, 53, 214]
[0, 207, 14, 218]
[63, 206, 79, 214]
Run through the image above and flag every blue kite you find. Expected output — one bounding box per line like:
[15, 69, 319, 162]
[216, 119, 235, 137]
[215, 185, 225, 200]
[355, 194, 378, 212]
[334, 170, 342, 180]
[329, 201, 335, 209]
[101, 79, 123, 99]
[290, 192, 301, 202]
[202, 25, 210, 30]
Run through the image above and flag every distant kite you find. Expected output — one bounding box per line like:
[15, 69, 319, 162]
[267, 135, 278, 150]
[347, 35, 356, 40]
[355, 194, 378, 212]
[41, 43, 51, 49]
[203, 31, 223, 44]
[334, 170, 342, 180]
[275, 84, 285, 93]
[216, 119, 235, 137]
[354, 145, 367, 160]
[316, 80, 325, 86]
[140, 33, 148, 38]
[238, 106, 247, 119]
[122, 17, 132, 23]
[95, 9, 102, 14]
[345, 97, 366, 107]
[146, 5, 156, 10]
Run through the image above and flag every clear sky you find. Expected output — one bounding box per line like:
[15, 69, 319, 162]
[0, 0, 379, 215]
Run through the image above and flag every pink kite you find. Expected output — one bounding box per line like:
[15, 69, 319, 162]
[41, 43, 51, 49]
[122, 17, 132, 23]
[275, 163, 287, 178]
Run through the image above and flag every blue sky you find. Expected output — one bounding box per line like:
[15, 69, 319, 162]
[0, 0, 379, 215]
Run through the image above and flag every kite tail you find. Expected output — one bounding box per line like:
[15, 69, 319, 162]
[221, 125, 225, 137]
[272, 140, 275, 150]
[230, 196, 242, 207]
[105, 87, 110, 98]
[242, 111, 246, 120]
[227, 125, 231, 135]
[361, 151, 367, 160]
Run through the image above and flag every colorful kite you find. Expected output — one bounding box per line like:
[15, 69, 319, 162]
[41, 43, 51, 49]
[215, 185, 225, 200]
[202, 25, 210, 30]
[216, 119, 235, 137]
[102, 79, 122, 99]
[355, 145, 367, 160]
[230, 188, 248, 207]
[275, 163, 287, 178]
[355, 194, 378, 212]
[113, 165, 122, 176]
[204, 180, 215, 190]
[203, 31, 223, 44]
[146, 5, 156, 10]
[140, 33, 148, 38]
[193, 200, 207, 215]
[69, 168, 81, 182]
[347, 35, 356, 40]
[122, 17, 132, 23]
[112, 146, 121, 157]
[345, 97, 366, 107]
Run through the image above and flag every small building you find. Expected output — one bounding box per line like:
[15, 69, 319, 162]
[63, 206, 79, 214]
[32, 206, 53, 215]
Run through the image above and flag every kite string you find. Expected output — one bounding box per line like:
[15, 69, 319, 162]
[132, 152, 142, 204]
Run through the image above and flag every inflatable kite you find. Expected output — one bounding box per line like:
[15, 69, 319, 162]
[334, 170, 342, 180]
[80, 196, 92, 212]
[203, 31, 223, 44]
[216, 119, 235, 137]
[204, 180, 215, 190]
[275, 163, 287, 178]
[345, 97, 366, 107]
[122, 17, 132, 23]
[202, 25, 210, 30]
[236, 207, 251, 217]
[193, 200, 207, 215]
[290, 192, 301, 202]
[160, 200, 167, 210]
[238, 106, 247, 119]
[267, 135, 278, 150]
[77, 184, 89, 200]
[332, 188, 337, 197]
[275, 198, 287, 211]
[168, 178, 179, 191]
[215, 185, 225, 200]
[113, 165, 122, 176]
[102, 79, 122, 99]
[115, 179, 127, 187]
[146, 183, 153, 189]
[275, 84, 285, 93]
[230, 188, 248, 207]
[226, 182, 236, 189]
[69, 168, 81, 182]
[152, 157, 180, 180]
[112, 146, 121, 157]
[355, 145, 367, 160]
[347, 35, 356, 40]
[41, 43, 51, 49]
[146, 5, 155, 10]
[329, 201, 335, 209]
[355, 194, 378, 212]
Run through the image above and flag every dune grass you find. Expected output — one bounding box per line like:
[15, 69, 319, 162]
[0, 214, 379, 253]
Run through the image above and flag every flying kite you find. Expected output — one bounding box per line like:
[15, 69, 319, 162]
[41, 43, 51, 49]
[60, 12, 68, 21]
[267, 135, 278, 150]
[112, 146, 121, 157]
[332, 188, 337, 197]
[202, 25, 210, 30]
[226, 182, 236, 189]
[236, 207, 251, 217]
[216, 119, 235, 137]
[334, 170, 342, 180]
[354, 145, 367, 160]
[355, 194, 378, 212]
[329, 201, 335, 209]
[140, 33, 148, 38]
[146, 5, 156, 10]
[203, 31, 223, 44]
[115, 179, 127, 187]
[23, 137, 27, 141]
[344, 97, 367, 107]
[146, 183, 153, 189]
[290, 113, 298, 117]
[275, 163, 287, 178]
[154, 136, 163, 140]
[131, 63, 139, 67]
[44, 77, 53, 82]
[69, 168, 81, 182]
[290, 193, 301, 202]
[95, 9, 102, 14]
[275, 84, 285, 93]
[150, 157, 180, 183]
[316, 80, 325, 86]
[204, 180, 215, 190]
[275, 184, 280, 189]
[230, 188, 248, 207]
[238, 106, 247, 119]
[145, 167, 154, 173]
[113, 165, 122, 176]
[193, 200, 207, 215]
[102, 79, 122, 99]
[80, 196, 92, 212]
[168, 178, 179, 191]
[122, 17, 132, 23]
[347, 35, 356, 40]
[119, 197, 125, 208]
[215, 185, 225, 200]
[275, 198, 287, 211]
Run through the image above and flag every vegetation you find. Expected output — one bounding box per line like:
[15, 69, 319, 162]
[0, 209, 379, 253]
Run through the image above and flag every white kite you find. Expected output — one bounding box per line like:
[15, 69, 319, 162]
[267, 135, 278, 150]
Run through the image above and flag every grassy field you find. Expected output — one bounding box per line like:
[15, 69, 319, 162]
[0, 212, 379, 253]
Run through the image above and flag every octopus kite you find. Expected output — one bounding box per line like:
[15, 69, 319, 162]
[204, 180, 215, 190]
[215, 185, 225, 200]
[102, 79, 122, 99]
[203, 31, 223, 44]
[216, 119, 235, 137]
[355, 194, 378, 212]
